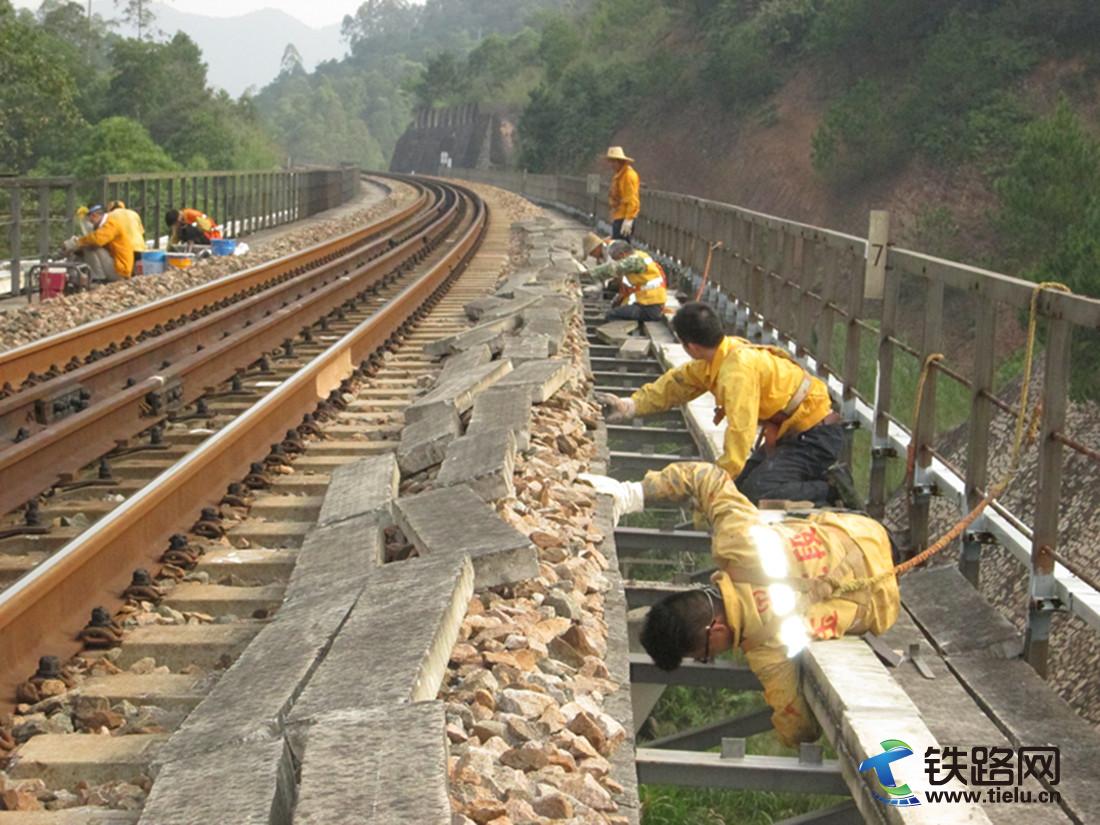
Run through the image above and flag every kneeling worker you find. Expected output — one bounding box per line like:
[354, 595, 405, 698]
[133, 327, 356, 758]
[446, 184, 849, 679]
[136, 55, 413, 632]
[166, 208, 222, 246]
[581, 461, 900, 746]
[63, 204, 137, 281]
[597, 301, 859, 508]
[587, 240, 667, 323]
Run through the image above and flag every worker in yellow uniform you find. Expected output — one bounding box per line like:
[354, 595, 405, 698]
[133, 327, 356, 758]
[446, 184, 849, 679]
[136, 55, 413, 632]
[606, 146, 640, 241]
[63, 204, 137, 281]
[587, 240, 667, 322]
[597, 301, 861, 508]
[580, 461, 900, 746]
[107, 201, 147, 254]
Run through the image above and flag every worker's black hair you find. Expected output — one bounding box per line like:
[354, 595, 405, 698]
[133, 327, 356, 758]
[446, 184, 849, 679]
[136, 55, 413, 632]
[672, 302, 725, 348]
[640, 589, 714, 671]
[165, 209, 179, 227]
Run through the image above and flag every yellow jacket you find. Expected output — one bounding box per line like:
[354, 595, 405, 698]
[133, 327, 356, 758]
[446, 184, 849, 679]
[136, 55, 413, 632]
[631, 336, 833, 477]
[609, 164, 640, 221]
[589, 251, 667, 306]
[79, 219, 136, 278]
[108, 208, 146, 252]
[642, 462, 899, 746]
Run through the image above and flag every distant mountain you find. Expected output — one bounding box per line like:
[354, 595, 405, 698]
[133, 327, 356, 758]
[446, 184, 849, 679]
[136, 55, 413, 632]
[92, 1, 346, 96]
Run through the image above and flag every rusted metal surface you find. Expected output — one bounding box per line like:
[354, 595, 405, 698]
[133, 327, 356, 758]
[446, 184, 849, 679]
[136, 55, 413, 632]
[0, 182, 456, 519]
[0, 180, 486, 705]
[0, 182, 427, 389]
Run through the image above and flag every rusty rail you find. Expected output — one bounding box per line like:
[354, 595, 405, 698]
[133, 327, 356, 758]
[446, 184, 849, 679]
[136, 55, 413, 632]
[0, 179, 487, 704]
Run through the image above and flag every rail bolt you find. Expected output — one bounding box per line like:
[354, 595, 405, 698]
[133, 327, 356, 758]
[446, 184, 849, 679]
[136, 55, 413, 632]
[34, 656, 62, 680]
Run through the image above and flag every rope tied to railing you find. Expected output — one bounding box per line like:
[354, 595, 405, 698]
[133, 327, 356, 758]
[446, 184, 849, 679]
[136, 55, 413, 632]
[834, 280, 1071, 594]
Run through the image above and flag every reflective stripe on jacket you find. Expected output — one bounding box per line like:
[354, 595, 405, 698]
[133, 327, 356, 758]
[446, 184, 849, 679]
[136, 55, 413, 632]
[641, 461, 899, 746]
[630, 336, 833, 476]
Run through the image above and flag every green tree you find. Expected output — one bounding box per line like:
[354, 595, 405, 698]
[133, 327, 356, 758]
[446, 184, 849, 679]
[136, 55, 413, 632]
[70, 116, 178, 178]
[113, 0, 155, 41]
[0, 7, 84, 173]
[995, 101, 1100, 265]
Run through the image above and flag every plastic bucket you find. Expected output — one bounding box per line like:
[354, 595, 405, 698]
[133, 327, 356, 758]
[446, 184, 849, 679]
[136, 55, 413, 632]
[143, 250, 166, 275]
[211, 238, 238, 257]
[166, 253, 194, 271]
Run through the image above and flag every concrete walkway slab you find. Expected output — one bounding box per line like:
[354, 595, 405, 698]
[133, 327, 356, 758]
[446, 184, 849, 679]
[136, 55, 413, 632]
[405, 360, 513, 425]
[496, 358, 571, 403]
[394, 485, 537, 588]
[502, 333, 552, 365]
[317, 454, 399, 529]
[138, 737, 294, 825]
[437, 344, 492, 384]
[397, 405, 462, 475]
[289, 554, 473, 723]
[436, 427, 516, 502]
[597, 321, 639, 345]
[284, 514, 382, 606]
[468, 386, 532, 451]
[294, 702, 450, 825]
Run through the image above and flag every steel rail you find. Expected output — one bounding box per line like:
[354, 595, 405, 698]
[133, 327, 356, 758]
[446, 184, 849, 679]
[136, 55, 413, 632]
[0, 176, 430, 391]
[0, 181, 487, 704]
[0, 184, 463, 518]
[0, 184, 446, 442]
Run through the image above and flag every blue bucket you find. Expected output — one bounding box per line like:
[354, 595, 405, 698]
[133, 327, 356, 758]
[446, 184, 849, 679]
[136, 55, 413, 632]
[211, 238, 238, 257]
[143, 250, 166, 275]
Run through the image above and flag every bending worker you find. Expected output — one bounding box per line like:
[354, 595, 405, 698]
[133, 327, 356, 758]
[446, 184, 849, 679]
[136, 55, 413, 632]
[63, 204, 137, 281]
[581, 461, 900, 746]
[108, 201, 147, 254]
[606, 146, 640, 240]
[597, 301, 860, 508]
[588, 240, 667, 323]
[166, 208, 222, 246]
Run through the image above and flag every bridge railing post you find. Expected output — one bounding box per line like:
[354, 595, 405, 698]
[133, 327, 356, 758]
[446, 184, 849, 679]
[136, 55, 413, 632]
[1025, 313, 1071, 678]
[960, 297, 998, 587]
[907, 273, 944, 554]
[868, 212, 896, 519]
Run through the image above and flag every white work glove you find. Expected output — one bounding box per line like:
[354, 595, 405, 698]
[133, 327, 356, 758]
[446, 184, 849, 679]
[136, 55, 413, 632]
[620, 218, 634, 237]
[62, 236, 79, 253]
[594, 391, 635, 422]
[570, 258, 589, 274]
[578, 473, 644, 525]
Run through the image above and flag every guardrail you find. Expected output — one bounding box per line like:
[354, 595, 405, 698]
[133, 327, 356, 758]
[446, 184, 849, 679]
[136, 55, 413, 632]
[449, 166, 1100, 681]
[0, 165, 360, 296]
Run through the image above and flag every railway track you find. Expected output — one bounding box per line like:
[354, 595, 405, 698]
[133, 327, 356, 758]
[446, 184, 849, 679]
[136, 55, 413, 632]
[0, 175, 505, 799]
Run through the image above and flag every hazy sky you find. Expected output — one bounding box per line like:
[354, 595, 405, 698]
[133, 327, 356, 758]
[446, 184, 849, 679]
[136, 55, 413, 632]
[12, 1, 389, 28]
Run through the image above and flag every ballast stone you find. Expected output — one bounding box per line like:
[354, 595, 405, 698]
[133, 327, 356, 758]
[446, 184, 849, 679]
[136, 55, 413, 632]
[138, 737, 295, 825]
[436, 427, 517, 502]
[405, 359, 513, 425]
[395, 485, 537, 588]
[289, 554, 474, 723]
[293, 702, 451, 825]
[316, 453, 399, 529]
[397, 404, 463, 475]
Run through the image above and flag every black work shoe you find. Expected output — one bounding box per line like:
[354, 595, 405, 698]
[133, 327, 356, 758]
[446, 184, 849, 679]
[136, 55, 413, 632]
[826, 463, 864, 510]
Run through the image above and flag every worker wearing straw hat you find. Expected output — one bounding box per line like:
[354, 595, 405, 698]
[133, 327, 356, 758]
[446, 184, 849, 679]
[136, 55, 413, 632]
[606, 146, 640, 240]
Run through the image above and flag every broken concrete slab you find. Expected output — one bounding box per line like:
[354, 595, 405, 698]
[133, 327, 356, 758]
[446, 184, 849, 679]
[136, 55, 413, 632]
[495, 269, 539, 298]
[436, 343, 492, 385]
[284, 514, 382, 605]
[495, 358, 572, 403]
[154, 597, 357, 765]
[405, 359, 513, 425]
[596, 320, 639, 345]
[397, 404, 462, 475]
[138, 736, 294, 825]
[394, 486, 537, 588]
[618, 338, 651, 361]
[464, 295, 508, 322]
[436, 427, 517, 502]
[520, 308, 566, 354]
[478, 297, 540, 325]
[502, 333, 552, 365]
[293, 703, 450, 825]
[468, 385, 532, 451]
[425, 314, 521, 358]
[289, 554, 474, 723]
[317, 453, 398, 529]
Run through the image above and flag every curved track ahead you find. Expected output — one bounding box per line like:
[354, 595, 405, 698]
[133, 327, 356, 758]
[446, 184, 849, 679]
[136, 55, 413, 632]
[0, 176, 488, 705]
